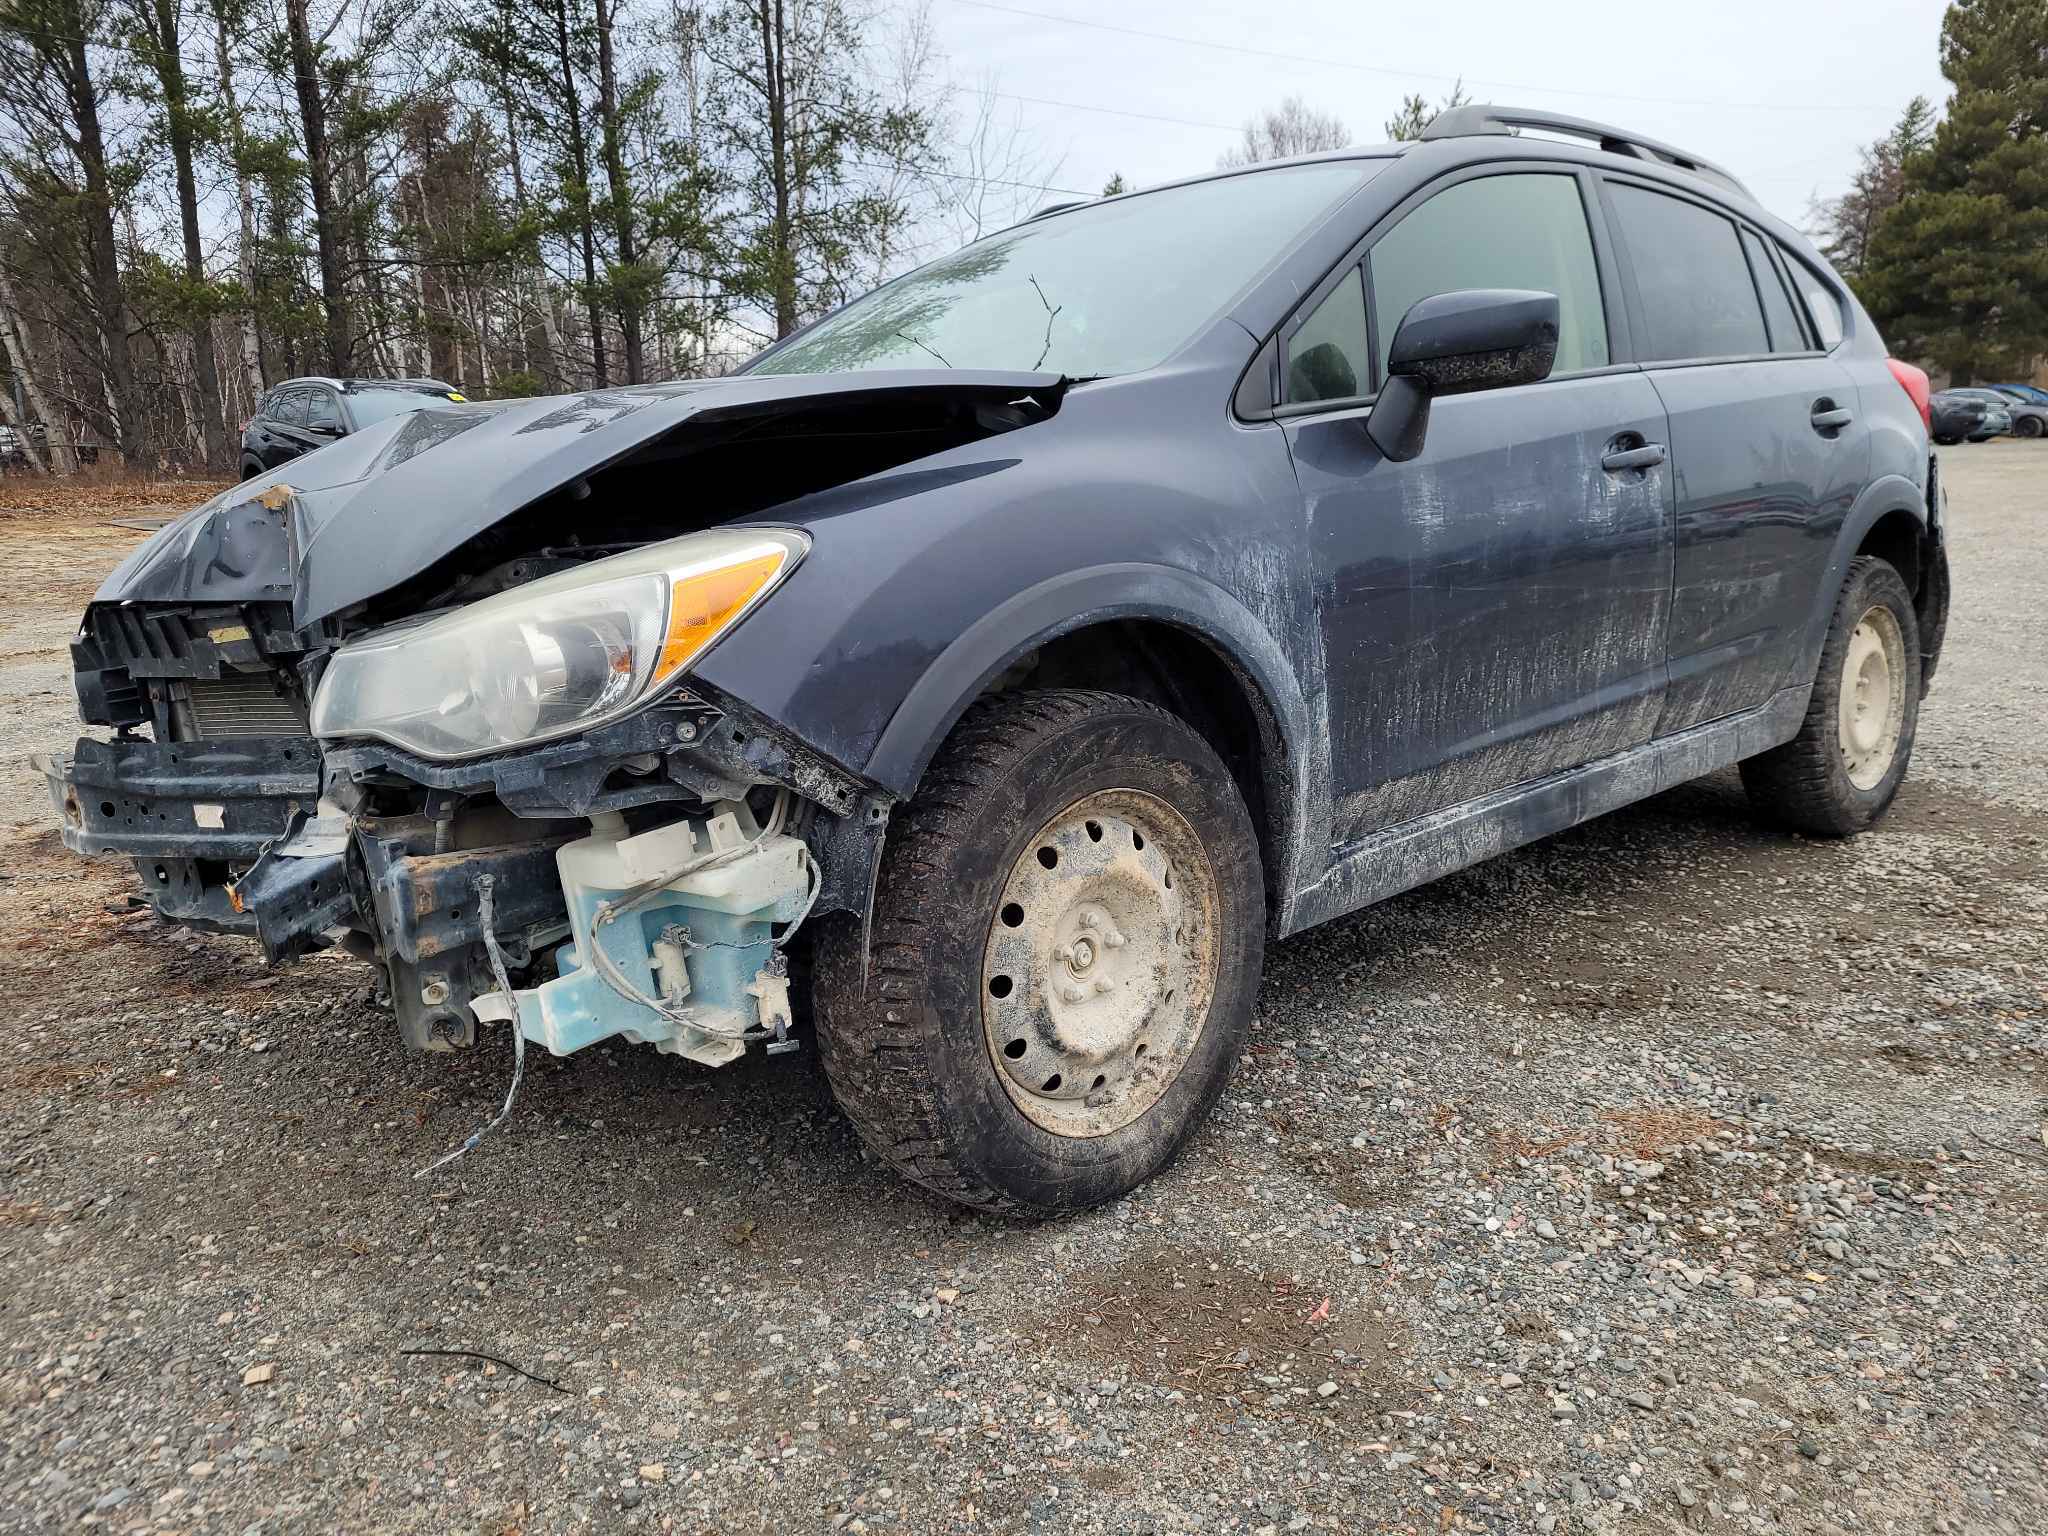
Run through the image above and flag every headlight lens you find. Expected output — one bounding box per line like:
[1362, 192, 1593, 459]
[310, 527, 807, 759]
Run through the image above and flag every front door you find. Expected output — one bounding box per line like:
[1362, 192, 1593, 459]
[1280, 167, 1676, 847]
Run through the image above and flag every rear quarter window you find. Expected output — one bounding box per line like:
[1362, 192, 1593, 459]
[1783, 253, 1846, 349]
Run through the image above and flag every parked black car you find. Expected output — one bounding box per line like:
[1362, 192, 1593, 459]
[240, 377, 462, 478]
[1930, 390, 1992, 446]
[40, 107, 1949, 1215]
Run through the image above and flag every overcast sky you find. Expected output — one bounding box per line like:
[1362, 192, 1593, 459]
[922, 0, 1954, 229]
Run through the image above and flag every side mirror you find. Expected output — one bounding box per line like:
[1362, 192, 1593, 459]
[1366, 289, 1561, 462]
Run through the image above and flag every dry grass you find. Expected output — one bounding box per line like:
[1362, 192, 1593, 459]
[0, 475, 228, 521]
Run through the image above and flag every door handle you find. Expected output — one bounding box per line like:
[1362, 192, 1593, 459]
[1601, 442, 1667, 472]
[1811, 400, 1854, 433]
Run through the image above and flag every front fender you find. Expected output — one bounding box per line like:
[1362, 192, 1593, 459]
[865, 562, 1309, 798]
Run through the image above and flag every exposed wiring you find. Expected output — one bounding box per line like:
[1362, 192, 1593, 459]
[414, 874, 528, 1179]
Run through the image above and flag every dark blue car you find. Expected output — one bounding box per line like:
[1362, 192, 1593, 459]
[40, 106, 1949, 1213]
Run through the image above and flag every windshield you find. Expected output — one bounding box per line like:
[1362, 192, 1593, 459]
[747, 160, 1379, 379]
[347, 386, 461, 426]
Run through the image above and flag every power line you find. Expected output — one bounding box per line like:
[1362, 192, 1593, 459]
[990, 89, 1240, 134]
[947, 0, 1904, 116]
[848, 158, 1092, 199]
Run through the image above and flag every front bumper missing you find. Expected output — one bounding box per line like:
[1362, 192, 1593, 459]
[33, 736, 568, 983]
[36, 735, 332, 947]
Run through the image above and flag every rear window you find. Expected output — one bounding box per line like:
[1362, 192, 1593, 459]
[271, 388, 308, 427]
[1608, 183, 1767, 362]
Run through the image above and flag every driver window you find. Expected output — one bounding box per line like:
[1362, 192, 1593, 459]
[1368, 173, 1609, 383]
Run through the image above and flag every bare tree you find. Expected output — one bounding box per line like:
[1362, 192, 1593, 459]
[1218, 95, 1348, 169]
[934, 73, 1068, 246]
[0, 257, 74, 473]
[0, 0, 147, 463]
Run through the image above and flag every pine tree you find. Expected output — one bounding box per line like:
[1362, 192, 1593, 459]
[1383, 81, 1469, 143]
[1862, 0, 2048, 381]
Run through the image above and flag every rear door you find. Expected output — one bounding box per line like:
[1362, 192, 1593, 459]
[1599, 178, 1868, 733]
[1284, 165, 1676, 843]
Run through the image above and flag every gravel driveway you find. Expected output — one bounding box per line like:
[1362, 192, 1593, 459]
[1, 451, 2042, 1535]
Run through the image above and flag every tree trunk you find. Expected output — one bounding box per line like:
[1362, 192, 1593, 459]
[62, 30, 146, 463]
[759, 0, 796, 338]
[552, 0, 608, 386]
[0, 265, 78, 473]
[285, 0, 351, 375]
[143, 0, 230, 472]
[592, 0, 643, 381]
[214, 6, 266, 404]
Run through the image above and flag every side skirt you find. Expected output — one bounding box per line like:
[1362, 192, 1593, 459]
[1286, 684, 1810, 936]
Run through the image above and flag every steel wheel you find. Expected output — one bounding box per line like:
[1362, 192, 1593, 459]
[1837, 603, 1907, 790]
[981, 788, 1220, 1138]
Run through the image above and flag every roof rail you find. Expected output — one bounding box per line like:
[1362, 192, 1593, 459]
[1420, 105, 1754, 201]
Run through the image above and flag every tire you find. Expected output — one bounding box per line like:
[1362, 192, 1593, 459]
[813, 689, 1264, 1216]
[1740, 555, 1920, 836]
[239, 457, 264, 480]
[2018, 416, 2044, 439]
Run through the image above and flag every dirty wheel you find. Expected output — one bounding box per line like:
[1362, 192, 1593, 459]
[813, 689, 1263, 1215]
[1740, 555, 1920, 836]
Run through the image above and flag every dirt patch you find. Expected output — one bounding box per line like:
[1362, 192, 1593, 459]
[1039, 1247, 1417, 1424]
[1492, 1105, 1731, 1167]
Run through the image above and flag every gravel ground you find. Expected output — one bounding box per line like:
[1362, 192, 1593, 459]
[0, 451, 2043, 1535]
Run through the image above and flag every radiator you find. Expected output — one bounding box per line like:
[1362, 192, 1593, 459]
[184, 672, 310, 739]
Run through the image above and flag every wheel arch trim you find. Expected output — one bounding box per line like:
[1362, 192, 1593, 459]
[1796, 474, 1929, 679]
[865, 562, 1317, 920]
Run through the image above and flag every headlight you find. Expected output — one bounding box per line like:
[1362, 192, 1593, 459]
[310, 527, 807, 759]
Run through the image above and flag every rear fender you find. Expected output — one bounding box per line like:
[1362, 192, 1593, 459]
[1793, 473, 1929, 686]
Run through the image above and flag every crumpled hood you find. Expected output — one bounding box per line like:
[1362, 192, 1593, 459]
[96, 369, 1060, 628]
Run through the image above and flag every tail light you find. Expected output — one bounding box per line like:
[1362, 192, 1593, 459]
[1887, 358, 1932, 436]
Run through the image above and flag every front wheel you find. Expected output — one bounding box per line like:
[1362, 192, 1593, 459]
[1740, 555, 1920, 836]
[813, 689, 1265, 1215]
[2017, 415, 2044, 439]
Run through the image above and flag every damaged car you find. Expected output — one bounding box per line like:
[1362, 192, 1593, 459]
[37, 106, 1949, 1215]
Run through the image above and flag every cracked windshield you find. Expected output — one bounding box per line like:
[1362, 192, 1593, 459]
[748, 159, 1378, 378]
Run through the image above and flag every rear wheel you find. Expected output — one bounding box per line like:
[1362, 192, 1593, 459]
[813, 689, 1264, 1215]
[239, 456, 264, 480]
[1740, 555, 1919, 835]
[2017, 415, 2044, 439]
